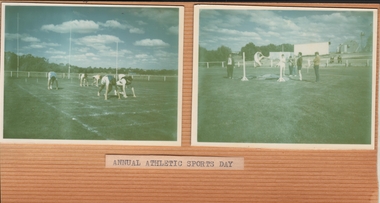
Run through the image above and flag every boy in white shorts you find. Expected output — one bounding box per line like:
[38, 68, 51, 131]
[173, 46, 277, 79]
[92, 74, 102, 87]
[80, 73, 88, 87]
[116, 74, 136, 98]
[98, 75, 118, 100]
[47, 71, 59, 90]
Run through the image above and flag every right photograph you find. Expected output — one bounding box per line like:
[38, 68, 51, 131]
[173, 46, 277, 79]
[192, 5, 377, 149]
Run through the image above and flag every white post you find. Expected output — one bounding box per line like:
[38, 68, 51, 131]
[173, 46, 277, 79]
[345, 60, 349, 67]
[11, 71, 12, 77]
[207, 62, 209, 69]
[116, 41, 118, 79]
[241, 52, 248, 81]
[28, 72, 30, 78]
[164, 76, 166, 81]
[68, 25, 72, 79]
[148, 76, 150, 81]
[17, 13, 19, 77]
[222, 61, 224, 68]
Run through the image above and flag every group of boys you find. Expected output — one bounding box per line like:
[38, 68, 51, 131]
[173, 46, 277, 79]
[288, 52, 321, 82]
[47, 72, 136, 100]
[226, 51, 320, 82]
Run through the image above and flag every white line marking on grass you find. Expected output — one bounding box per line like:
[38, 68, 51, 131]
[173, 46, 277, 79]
[16, 84, 106, 139]
[96, 120, 170, 129]
[74, 108, 176, 118]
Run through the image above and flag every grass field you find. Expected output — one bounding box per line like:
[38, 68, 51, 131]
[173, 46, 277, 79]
[3, 77, 179, 142]
[196, 64, 374, 145]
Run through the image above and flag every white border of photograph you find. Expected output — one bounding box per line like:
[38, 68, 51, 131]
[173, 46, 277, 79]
[192, 5, 377, 150]
[0, 3, 184, 146]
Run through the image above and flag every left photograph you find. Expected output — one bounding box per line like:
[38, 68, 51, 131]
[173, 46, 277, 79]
[0, 3, 183, 145]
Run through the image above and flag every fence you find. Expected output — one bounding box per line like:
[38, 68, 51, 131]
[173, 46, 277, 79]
[4, 71, 178, 82]
[199, 58, 373, 68]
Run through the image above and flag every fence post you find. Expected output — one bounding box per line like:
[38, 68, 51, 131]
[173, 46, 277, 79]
[222, 61, 224, 68]
[148, 76, 150, 81]
[164, 76, 166, 82]
[207, 62, 209, 68]
[28, 72, 30, 78]
[11, 71, 12, 77]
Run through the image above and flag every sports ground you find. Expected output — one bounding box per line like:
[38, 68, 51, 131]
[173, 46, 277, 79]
[2, 76, 179, 142]
[196, 55, 374, 145]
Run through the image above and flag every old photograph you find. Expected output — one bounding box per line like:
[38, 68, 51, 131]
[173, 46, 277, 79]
[1, 3, 183, 145]
[192, 5, 377, 149]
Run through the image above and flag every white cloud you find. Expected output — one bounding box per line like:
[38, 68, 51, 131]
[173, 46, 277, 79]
[21, 36, 40, 42]
[129, 28, 144, 34]
[73, 35, 123, 58]
[136, 20, 147, 25]
[134, 39, 169, 47]
[99, 20, 127, 30]
[5, 33, 20, 40]
[45, 48, 65, 55]
[41, 20, 99, 34]
[135, 54, 149, 59]
[29, 44, 44, 49]
[168, 26, 178, 35]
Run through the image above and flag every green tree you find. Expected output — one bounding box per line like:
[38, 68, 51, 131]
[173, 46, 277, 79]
[240, 42, 258, 61]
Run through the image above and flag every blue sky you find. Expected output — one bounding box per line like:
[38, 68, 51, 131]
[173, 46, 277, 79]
[197, 6, 375, 52]
[3, 4, 181, 70]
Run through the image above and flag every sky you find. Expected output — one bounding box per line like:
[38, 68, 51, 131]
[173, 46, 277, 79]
[3, 4, 181, 70]
[197, 7, 375, 52]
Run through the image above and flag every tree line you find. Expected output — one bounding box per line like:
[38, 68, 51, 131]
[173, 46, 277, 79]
[4, 52, 177, 76]
[199, 42, 294, 62]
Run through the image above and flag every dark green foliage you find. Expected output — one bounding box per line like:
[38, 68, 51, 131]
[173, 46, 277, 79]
[3, 52, 177, 76]
[199, 42, 294, 63]
[199, 45, 232, 62]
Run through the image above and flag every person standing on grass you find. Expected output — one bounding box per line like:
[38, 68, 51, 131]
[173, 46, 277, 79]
[98, 75, 118, 100]
[47, 71, 58, 90]
[226, 53, 235, 79]
[288, 55, 294, 77]
[296, 52, 303, 81]
[313, 52, 321, 82]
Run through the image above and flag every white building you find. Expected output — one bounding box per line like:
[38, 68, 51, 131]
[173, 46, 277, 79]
[294, 42, 329, 56]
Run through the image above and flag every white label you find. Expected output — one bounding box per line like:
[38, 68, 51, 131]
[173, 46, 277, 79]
[106, 155, 244, 170]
